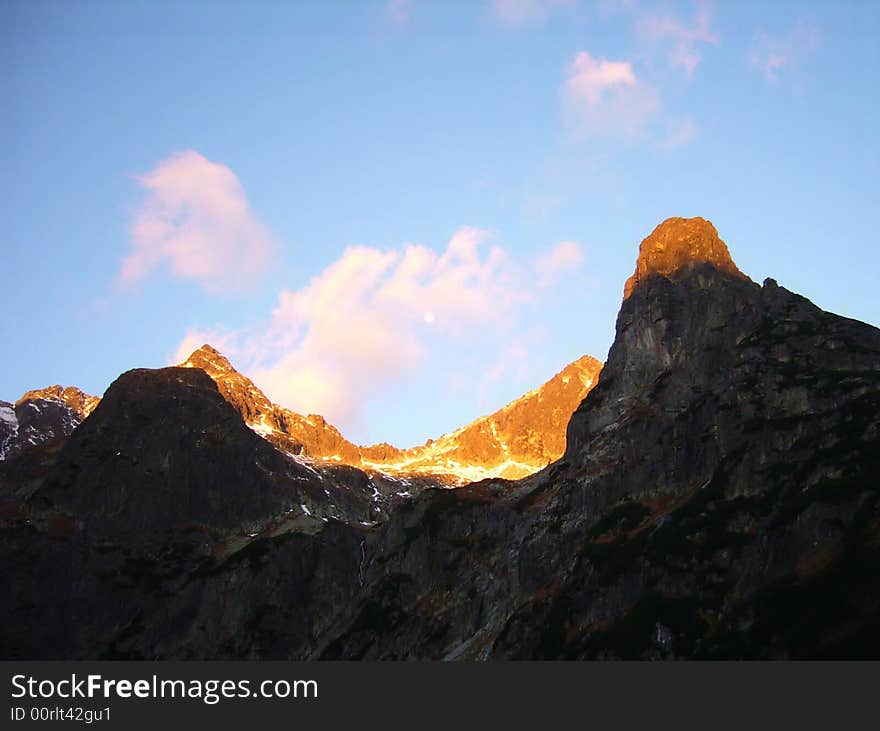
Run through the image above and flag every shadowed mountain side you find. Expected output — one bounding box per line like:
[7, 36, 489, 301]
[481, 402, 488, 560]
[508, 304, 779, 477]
[0, 367, 394, 658]
[2, 217, 878, 660]
[312, 218, 880, 659]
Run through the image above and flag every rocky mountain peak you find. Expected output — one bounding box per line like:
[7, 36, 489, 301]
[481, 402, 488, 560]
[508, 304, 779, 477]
[623, 216, 745, 299]
[180, 344, 236, 376]
[176, 343, 601, 483]
[16, 385, 99, 420]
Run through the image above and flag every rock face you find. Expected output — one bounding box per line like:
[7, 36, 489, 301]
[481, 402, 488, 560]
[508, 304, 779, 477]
[2, 345, 597, 487]
[0, 385, 99, 460]
[0, 367, 401, 658]
[1, 216, 878, 660]
[0, 402, 16, 459]
[179, 345, 366, 464]
[313, 217, 880, 659]
[178, 344, 600, 483]
[359, 355, 602, 481]
[623, 216, 745, 299]
[17, 385, 99, 420]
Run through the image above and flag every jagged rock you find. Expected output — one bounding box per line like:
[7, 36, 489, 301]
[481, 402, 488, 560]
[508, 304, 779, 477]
[314, 217, 880, 660]
[2, 216, 878, 660]
[0, 401, 16, 460]
[358, 355, 602, 481]
[0, 386, 99, 462]
[180, 344, 601, 483]
[622, 216, 746, 299]
[17, 385, 99, 420]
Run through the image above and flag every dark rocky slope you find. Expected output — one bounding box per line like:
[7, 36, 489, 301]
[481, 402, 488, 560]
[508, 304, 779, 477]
[312, 217, 880, 659]
[0, 368, 397, 658]
[1, 216, 878, 659]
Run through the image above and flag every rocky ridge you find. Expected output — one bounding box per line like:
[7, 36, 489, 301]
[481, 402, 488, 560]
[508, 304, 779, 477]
[1, 216, 878, 659]
[0, 385, 99, 460]
[1, 345, 599, 486]
[179, 346, 601, 483]
[312, 217, 880, 659]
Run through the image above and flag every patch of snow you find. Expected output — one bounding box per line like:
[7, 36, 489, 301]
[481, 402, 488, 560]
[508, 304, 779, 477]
[0, 405, 16, 427]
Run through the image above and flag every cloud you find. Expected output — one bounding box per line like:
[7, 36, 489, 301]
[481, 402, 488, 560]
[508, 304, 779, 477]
[637, 0, 719, 78]
[386, 0, 410, 26]
[490, 0, 576, 27]
[658, 116, 699, 149]
[175, 229, 588, 436]
[177, 227, 574, 434]
[749, 20, 820, 82]
[536, 240, 584, 287]
[119, 150, 275, 293]
[563, 51, 660, 139]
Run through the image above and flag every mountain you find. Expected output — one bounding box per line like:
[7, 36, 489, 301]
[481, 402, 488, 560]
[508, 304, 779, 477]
[0, 385, 98, 460]
[2, 215, 878, 660]
[179, 344, 601, 483]
[0, 343, 599, 487]
[314, 217, 880, 659]
[359, 355, 602, 481]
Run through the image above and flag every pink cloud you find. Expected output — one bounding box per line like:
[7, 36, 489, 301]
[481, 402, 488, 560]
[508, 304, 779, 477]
[536, 240, 584, 287]
[564, 51, 659, 139]
[490, 0, 576, 27]
[658, 116, 699, 150]
[637, 0, 719, 78]
[119, 150, 275, 293]
[175, 229, 585, 435]
[749, 20, 820, 82]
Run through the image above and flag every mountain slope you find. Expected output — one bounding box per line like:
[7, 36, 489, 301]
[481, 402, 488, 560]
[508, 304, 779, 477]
[359, 355, 602, 480]
[179, 344, 600, 483]
[1, 343, 599, 489]
[314, 217, 880, 659]
[0, 386, 99, 460]
[3, 216, 878, 660]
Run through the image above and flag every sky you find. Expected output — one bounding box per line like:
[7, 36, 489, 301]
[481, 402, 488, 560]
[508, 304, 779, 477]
[2, 0, 879, 447]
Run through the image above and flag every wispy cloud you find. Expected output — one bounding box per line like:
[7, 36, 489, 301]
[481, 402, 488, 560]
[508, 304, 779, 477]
[175, 230, 585, 435]
[536, 240, 584, 287]
[749, 20, 821, 82]
[119, 150, 275, 293]
[637, 0, 719, 78]
[386, 0, 411, 27]
[658, 116, 699, 149]
[563, 51, 660, 139]
[490, 0, 576, 27]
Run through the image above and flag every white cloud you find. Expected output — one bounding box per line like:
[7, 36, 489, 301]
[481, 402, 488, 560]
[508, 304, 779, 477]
[637, 0, 719, 78]
[175, 229, 517, 431]
[119, 150, 275, 293]
[490, 0, 576, 27]
[175, 229, 586, 436]
[536, 240, 584, 287]
[563, 51, 660, 139]
[749, 20, 820, 82]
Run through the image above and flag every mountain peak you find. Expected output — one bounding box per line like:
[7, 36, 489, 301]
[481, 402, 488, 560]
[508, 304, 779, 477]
[623, 217, 744, 299]
[180, 344, 235, 376]
[15, 384, 99, 420]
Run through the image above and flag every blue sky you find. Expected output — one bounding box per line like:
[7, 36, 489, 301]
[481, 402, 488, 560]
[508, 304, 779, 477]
[2, 0, 879, 446]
